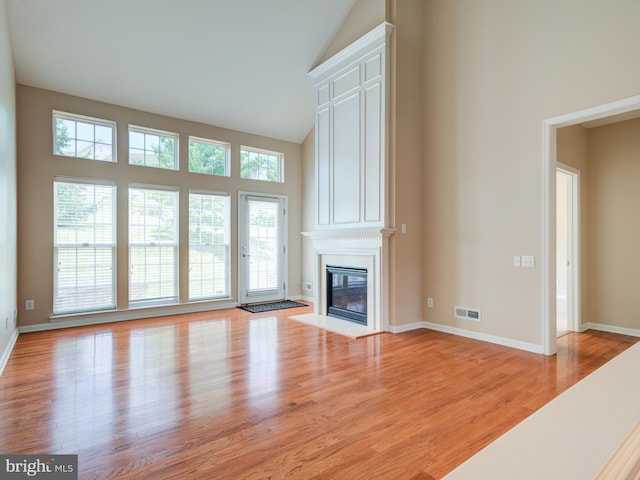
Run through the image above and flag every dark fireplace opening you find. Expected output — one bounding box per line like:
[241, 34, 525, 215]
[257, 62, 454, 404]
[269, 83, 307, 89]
[326, 265, 367, 325]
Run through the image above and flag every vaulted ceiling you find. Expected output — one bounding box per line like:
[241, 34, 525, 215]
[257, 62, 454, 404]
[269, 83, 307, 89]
[6, 0, 356, 143]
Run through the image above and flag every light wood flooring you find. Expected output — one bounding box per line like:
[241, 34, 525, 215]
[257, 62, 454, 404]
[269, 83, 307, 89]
[1, 305, 637, 479]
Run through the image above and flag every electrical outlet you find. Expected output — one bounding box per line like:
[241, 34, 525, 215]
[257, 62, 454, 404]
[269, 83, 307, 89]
[25, 299, 35, 310]
[522, 255, 535, 268]
[302, 282, 312, 290]
[427, 298, 433, 308]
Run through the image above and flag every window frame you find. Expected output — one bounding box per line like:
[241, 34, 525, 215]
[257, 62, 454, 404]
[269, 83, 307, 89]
[52, 111, 117, 162]
[188, 136, 231, 177]
[240, 146, 284, 183]
[188, 190, 231, 301]
[128, 125, 179, 171]
[53, 178, 117, 315]
[128, 185, 179, 307]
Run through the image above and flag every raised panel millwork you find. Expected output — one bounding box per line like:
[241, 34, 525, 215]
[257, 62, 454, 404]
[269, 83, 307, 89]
[309, 22, 394, 230]
[317, 107, 331, 225]
[364, 82, 382, 223]
[364, 53, 381, 83]
[333, 65, 360, 99]
[317, 83, 330, 107]
[333, 93, 361, 224]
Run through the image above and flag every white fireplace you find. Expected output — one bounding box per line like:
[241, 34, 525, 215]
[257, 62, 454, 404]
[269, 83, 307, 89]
[302, 228, 394, 333]
[298, 23, 395, 336]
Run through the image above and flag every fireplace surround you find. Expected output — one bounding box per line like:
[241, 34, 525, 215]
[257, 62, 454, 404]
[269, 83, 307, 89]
[302, 228, 394, 333]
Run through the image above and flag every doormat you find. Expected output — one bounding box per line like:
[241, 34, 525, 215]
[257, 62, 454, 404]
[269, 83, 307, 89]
[238, 300, 308, 313]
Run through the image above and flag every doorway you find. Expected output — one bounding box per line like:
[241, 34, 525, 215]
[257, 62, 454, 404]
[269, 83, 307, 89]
[556, 166, 579, 336]
[238, 193, 287, 305]
[543, 94, 640, 355]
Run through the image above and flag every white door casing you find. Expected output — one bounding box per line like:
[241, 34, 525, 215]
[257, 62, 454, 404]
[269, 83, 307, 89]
[238, 193, 287, 305]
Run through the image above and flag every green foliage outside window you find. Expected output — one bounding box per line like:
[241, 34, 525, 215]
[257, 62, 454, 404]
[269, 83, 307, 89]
[189, 140, 227, 176]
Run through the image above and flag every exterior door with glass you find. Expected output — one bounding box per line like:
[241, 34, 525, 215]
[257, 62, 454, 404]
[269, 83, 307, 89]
[238, 193, 286, 304]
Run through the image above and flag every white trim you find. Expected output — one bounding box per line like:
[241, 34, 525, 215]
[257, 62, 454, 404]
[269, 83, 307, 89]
[388, 321, 425, 333]
[542, 95, 640, 355]
[0, 329, 19, 377]
[423, 322, 544, 354]
[584, 323, 640, 338]
[39, 300, 238, 332]
[303, 228, 395, 333]
[308, 22, 395, 82]
[188, 188, 230, 197]
[388, 321, 543, 352]
[237, 192, 288, 304]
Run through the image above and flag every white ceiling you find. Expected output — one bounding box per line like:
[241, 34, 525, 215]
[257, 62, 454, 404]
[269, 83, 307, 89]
[6, 0, 356, 143]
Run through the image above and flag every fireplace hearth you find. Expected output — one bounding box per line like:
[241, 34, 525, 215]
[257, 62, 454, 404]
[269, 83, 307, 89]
[326, 266, 367, 325]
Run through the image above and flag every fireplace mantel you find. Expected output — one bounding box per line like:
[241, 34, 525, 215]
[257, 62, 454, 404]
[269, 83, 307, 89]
[302, 228, 395, 243]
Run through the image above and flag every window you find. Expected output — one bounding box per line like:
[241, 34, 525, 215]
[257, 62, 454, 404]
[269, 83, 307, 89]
[53, 111, 116, 161]
[189, 137, 230, 176]
[129, 187, 178, 306]
[240, 146, 283, 182]
[129, 126, 178, 170]
[54, 180, 116, 314]
[188, 192, 230, 300]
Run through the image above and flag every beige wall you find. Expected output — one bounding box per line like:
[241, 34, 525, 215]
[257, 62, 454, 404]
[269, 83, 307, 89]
[17, 86, 302, 328]
[388, 0, 425, 326]
[301, 129, 315, 298]
[422, 0, 640, 345]
[0, 0, 18, 363]
[587, 118, 640, 331]
[317, 0, 386, 65]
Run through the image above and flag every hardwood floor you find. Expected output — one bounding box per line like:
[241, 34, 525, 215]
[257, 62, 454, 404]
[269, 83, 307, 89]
[1, 306, 637, 479]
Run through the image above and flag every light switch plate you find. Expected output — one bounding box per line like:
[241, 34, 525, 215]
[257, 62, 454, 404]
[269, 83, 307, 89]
[522, 255, 535, 268]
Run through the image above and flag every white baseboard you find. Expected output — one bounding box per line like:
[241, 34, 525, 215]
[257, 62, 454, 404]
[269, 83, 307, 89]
[388, 321, 426, 333]
[422, 321, 543, 353]
[0, 328, 19, 376]
[20, 301, 239, 333]
[388, 320, 543, 353]
[584, 322, 640, 338]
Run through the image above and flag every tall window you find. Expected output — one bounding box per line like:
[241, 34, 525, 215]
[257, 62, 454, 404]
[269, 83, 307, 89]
[54, 180, 116, 314]
[129, 126, 178, 170]
[53, 111, 116, 161]
[188, 192, 230, 300]
[129, 187, 178, 306]
[189, 137, 230, 176]
[240, 146, 284, 182]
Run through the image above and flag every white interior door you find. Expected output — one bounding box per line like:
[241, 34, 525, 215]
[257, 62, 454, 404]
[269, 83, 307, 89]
[238, 194, 286, 304]
[556, 166, 579, 335]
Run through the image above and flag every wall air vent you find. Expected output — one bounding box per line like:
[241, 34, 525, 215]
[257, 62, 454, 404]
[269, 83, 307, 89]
[454, 306, 481, 322]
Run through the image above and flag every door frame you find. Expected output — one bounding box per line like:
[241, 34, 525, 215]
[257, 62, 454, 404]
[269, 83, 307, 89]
[237, 191, 288, 305]
[556, 164, 580, 335]
[542, 94, 640, 355]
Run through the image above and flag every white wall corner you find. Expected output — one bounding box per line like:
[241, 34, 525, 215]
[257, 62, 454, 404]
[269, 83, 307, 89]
[0, 328, 19, 377]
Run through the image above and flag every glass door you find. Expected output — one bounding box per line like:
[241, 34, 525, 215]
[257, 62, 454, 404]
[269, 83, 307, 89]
[238, 194, 285, 304]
